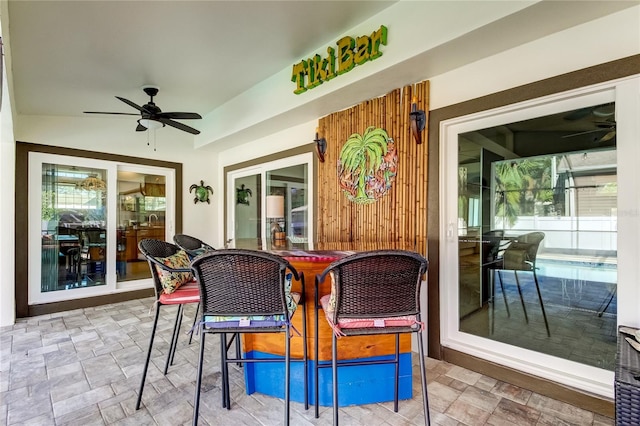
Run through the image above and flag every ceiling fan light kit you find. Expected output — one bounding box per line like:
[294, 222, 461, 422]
[84, 85, 202, 135]
[138, 118, 164, 130]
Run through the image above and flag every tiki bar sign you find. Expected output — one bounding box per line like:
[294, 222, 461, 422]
[291, 25, 388, 95]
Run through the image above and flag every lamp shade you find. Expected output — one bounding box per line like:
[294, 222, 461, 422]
[266, 195, 284, 218]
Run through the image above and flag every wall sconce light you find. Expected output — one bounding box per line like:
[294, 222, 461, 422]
[314, 127, 327, 162]
[409, 96, 426, 145]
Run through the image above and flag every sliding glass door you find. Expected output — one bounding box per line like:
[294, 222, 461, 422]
[29, 153, 175, 304]
[226, 153, 313, 251]
[440, 76, 639, 397]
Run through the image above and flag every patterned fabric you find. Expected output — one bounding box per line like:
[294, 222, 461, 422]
[283, 273, 297, 315]
[203, 292, 301, 329]
[155, 249, 193, 294]
[327, 271, 337, 311]
[320, 294, 420, 336]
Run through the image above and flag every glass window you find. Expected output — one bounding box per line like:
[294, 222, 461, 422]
[28, 152, 175, 305]
[116, 170, 167, 282]
[457, 103, 618, 371]
[227, 153, 313, 251]
[439, 75, 640, 399]
[41, 163, 108, 292]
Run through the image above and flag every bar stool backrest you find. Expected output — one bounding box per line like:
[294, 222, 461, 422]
[319, 250, 428, 323]
[191, 249, 295, 318]
[173, 234, 215, 257]
[138, 239, 183, 297]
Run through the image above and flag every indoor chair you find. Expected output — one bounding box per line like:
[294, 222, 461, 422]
[135, 239, 200, 410]
[314, 250, 430, 425]
[190, 249, 308, 426]
[173, 233, 215, 258]
[493, 231, 550, 336]
[77, 227, 106, 284]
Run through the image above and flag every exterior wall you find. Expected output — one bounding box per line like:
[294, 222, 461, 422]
[0, 46, 16, 326]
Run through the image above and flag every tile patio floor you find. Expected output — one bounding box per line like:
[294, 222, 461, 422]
[1, 298, 615, 425]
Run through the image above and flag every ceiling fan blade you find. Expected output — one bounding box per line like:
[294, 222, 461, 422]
[115, 96, 145, 112]
[84, 111, 139, 116]
[157, 117, 200, 135]
[561, 128, 607, 138]
[563, 107, 593, 121]
[136, 123, 147, 132]
[157, 112, 202, 120]
[599, 130, 616, 142]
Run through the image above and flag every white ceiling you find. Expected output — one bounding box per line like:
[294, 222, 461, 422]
[5, 0, 395, 119]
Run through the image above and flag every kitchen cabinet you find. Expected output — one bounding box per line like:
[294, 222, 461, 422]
[124, 227, 164, 261]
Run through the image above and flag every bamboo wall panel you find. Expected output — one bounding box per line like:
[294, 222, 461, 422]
[316, 81, 429, 256]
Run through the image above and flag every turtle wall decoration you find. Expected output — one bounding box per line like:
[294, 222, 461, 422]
[236, 184, 252, 205]
[189, 180, 213, 204]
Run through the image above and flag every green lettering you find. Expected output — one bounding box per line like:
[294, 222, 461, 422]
[326, 47, 336, 80]
[369, 25, 387, 60]
[336, 36, 355, 75]
[291, 25, 387, 93]
[354, 35, 370, 65]
[291, 61, 308, 94]
[308, 54, 325, 89]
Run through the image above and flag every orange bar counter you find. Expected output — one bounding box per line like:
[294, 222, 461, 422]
[241, 250, 414, 406]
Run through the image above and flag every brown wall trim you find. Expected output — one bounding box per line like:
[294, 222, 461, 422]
[442, 347, 614, 418]
[15, 141, 183, 318]
[28, 288, 155, 317]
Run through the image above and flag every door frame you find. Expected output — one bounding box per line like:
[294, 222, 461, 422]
[426, 56, 640, 408]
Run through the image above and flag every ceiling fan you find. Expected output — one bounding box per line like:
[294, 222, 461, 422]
[562, 102, 615, 121]
[562, 119, 616, 142]
[84, 85, 202, 135]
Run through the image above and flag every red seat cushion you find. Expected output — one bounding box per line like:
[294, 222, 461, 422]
[159, 280, 199, 305]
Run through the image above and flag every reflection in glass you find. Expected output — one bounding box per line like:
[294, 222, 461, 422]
[231, 163, 309, 251]
[267, 164, 309, 250]
[458, 103, 617, 371]
[234, 174, 262, 249]
[116, 170, 166, 282]
[41, 163, 108, 292]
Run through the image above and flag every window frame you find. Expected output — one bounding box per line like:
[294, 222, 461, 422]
[15, 142, 182, 317]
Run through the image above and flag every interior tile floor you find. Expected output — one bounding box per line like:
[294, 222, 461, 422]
[1, 298, 614, 425]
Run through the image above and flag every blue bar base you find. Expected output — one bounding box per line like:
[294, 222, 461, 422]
[243, 351, 413, 406]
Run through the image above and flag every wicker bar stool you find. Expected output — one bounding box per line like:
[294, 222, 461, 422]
[135, 239, 200, 410]
[173, 234, 216, 344]
[190, 249, 308, 426]
[173, 233, 215, 258]
[314, 250, 430, 425]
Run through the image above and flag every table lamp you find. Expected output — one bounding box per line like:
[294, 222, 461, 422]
[266, 195, 285, 248]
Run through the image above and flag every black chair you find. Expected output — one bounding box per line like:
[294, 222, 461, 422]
[173, 233, 215, 344]
[77, 227, 106, 284]
[314, 250, 430, 425]
[191, 249, 308, 426]
[493, 231, 550, 336]
[135, 239, 200, 410]
[173, 234, 215, 258]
